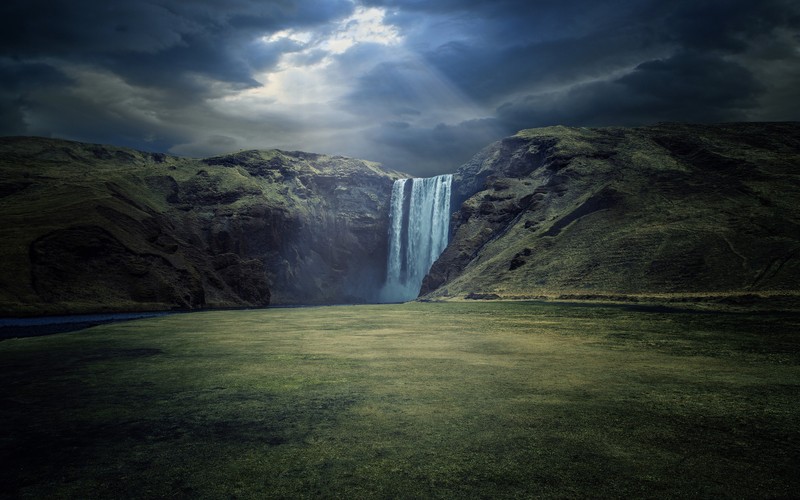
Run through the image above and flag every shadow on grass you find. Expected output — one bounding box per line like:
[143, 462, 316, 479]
[1, 301, 798, 498]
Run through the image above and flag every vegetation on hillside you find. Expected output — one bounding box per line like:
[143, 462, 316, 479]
[425, 122, 800, 304]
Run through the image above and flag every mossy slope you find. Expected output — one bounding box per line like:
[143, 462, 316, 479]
[424, 122, 800, 302]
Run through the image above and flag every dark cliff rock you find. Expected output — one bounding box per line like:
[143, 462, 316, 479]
[422, 123, 800, 300]
[0, 138, 404, 315]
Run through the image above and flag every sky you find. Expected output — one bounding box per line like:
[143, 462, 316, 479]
[1, 0, 799, 176]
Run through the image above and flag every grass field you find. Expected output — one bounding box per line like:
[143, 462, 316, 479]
[1, 301, 799, 498]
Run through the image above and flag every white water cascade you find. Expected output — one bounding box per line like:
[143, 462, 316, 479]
[380, 174, 453, 302]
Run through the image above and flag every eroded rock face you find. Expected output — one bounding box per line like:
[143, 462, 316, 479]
[0, 138, 403, 314]
[198, 150, 401, 304]
[422, 123, 800, 299]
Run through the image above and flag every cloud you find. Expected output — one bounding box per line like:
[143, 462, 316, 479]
[1, 0, 799, 177]
[0, 99, 25, 136]
[496, 51, 764, 130]
[0, 1, 356, 56]
[22, 64, 187, 151]
[342, 55, 489, 123]
[0, 0, 358, 148]
[0, 58, 72, 134]
[0, 0, 356, 97]
[619, 52, 762, 111]
[363, 118, 505, 176]
[656, 0, 800, 53]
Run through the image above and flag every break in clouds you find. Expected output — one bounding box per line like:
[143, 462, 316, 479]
[1, 0, 799, 175]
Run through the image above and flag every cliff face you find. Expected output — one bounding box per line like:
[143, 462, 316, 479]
[422, 123, 800, 300]
[0, 138, 404, 315]
[4, 122, 799, 314]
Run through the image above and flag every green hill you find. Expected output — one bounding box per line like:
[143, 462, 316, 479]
[423, 122, 800, 306]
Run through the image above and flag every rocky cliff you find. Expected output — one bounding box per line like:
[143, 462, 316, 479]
[3, 122, 799, 315]
[0, 138, 404, 315]
[422, 122, 800, 301]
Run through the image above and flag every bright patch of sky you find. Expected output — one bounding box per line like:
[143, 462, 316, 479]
[263, 6, 401, 54]
[243, 6, 402, 106]
[210, 4, 491, 159]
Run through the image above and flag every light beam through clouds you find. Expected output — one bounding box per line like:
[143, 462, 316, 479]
[1, 0, 799, 175]
[198, 5, 497, 173]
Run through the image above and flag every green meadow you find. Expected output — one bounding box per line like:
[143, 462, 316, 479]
[1, 302, 799, 498]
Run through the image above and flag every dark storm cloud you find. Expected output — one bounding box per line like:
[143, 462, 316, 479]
[659, 0, 800, 52]
[1, 0, 799, 175]
[619, 52, 762, 111]
[0, 0, 354, 149]
[356, 0, 800, 172]
[0, 58, 72, 134]
[0, 59, 70, 92]
[496, 51, 764, 130]
[0, 0, 353, 91]
[0, 1, 354, 57]
[423, 26, 657, 105]
[403, 0, 799, 106]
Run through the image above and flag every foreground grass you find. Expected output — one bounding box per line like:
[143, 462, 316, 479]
[1, 302, 799, 498]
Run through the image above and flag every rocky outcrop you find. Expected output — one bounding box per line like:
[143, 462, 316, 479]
[0, 138, 404, 315]
[422, 123, 800, 300]
[197, 150, 403, 304]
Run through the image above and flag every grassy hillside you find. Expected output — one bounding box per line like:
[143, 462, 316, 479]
[0, 137, 404, 315]
[424, 123, 800, 305]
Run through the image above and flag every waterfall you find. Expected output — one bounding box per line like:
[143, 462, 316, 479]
[381, 174, 452, 302]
